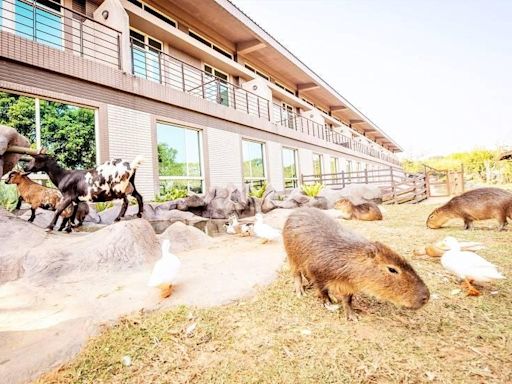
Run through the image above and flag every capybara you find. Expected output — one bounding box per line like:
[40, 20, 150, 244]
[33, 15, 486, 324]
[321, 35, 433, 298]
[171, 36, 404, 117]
[283, 207, 429, 320]
[426, 188, 512, 231]
[334, 198, 383, 221]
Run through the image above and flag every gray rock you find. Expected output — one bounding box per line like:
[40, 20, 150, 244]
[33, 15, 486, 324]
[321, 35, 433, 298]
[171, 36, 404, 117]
[23, 219, 160, 281]
[158, 221, 213, 253]
[338, 184, 383, 205]
[318, 188, 345, 208]
[304, 196, 329, 210]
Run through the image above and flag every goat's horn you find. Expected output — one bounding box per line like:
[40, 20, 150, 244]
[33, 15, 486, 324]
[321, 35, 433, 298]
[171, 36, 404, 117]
[4, 146, 40, 155]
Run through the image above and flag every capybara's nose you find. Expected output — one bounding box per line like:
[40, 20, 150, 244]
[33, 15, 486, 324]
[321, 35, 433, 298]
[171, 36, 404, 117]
[420, 292, 430, 305]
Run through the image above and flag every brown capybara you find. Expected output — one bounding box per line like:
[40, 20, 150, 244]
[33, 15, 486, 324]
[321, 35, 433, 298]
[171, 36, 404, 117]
[334, 198, 383, 221]
[426, 188, 512, 231]
[283, 207, 429, 320]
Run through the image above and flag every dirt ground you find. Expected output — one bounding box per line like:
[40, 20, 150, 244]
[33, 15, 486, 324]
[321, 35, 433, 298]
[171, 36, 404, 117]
[34, 204, 512, 384]
[0, 228, 285, 384]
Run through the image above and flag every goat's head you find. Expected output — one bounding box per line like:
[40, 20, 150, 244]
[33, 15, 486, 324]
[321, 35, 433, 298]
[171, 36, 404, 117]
[5, 170, 26, 185]
[24, 153, 53, 173]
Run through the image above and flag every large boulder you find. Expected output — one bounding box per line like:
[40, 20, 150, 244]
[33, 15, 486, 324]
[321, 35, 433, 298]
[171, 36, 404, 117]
[158, 221, 213, 253]
[338, 184, 383, 204]
[0, 125, 30, 177]
[318, 188, 345, 208]
[22, 219, 160, 281]
[0, 208, 47, 283]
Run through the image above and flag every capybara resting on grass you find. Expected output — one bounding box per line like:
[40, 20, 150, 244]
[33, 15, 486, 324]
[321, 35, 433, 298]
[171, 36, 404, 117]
[283, 207, 429, 320]
[426, 188, 512, 231]
[334, 198, 383, 221]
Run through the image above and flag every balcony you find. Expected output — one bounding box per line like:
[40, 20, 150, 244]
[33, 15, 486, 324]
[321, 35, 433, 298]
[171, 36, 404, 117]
[130, 37, 270, 120]
[272, 103, 400, 165]
[0, 1, 399, 166]
[0, 0, 121, 68]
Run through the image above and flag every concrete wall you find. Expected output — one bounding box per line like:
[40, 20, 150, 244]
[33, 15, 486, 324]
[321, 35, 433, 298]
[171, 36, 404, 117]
[205, 127, 243, 188]
[266, 140, 284, 191]
[298, 148, 313, 176]
[107, 104, 156, 199]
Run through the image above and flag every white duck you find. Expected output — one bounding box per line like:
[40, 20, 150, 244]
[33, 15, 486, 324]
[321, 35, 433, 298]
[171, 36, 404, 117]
[254, 213, 281, 243]
[440, 236, 505, 296]
[148, 239, 181, 298]
[224, 215, 241, 235]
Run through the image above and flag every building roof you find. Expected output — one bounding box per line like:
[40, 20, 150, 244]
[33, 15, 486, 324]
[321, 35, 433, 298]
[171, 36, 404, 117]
[219, 0, 404, 152]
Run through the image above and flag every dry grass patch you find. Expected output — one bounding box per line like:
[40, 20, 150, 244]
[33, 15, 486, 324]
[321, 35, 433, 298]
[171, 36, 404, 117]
[36, 204, 512, 384]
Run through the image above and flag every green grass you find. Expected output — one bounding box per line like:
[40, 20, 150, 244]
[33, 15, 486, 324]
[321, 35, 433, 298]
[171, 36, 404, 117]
[36, 205, 512, 384]
[301, 183, 324, 197]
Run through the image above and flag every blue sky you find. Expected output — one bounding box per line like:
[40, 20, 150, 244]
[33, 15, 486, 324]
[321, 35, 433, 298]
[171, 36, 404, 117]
[233, 0, 512, 158]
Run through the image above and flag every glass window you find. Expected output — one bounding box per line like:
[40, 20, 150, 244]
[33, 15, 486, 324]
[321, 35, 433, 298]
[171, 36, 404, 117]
[14, 0, 62, 49]
[157, 122, 203, 194]
[204, 64, 229, 107]
[0, 91, 96, 170]
[242, 140, 265, 186]
[346, 160, 352, 173]
[130, 29, 162, 83]
[282, 147, 298, 189]
[330, 157, 339, 174]
[313, 153, 322, 176]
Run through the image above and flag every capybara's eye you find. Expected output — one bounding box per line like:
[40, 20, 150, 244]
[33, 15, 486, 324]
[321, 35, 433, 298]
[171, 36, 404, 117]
[387, 266, 399, 274]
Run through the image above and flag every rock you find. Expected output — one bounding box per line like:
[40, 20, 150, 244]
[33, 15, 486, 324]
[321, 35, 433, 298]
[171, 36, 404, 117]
[22, 219, 160, 281]
[304, 196, 328, 210]
[338, 184, 383, 205]
[158, 221, 213, 253]
[261, 184, 276, 213]
[288, 188, 310, 205]
[97, 203, 152, 225]
[85, 204, 101, 224]
[162, 210, 207, 224]
[0, 125, 30, 177]
[318, 188, 345, 208]
[273, 199, 299, 209]
[0, 208, 47, 283]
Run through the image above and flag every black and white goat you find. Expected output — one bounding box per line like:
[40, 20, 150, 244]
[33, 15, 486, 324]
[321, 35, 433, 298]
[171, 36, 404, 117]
[25, 154, 144, 231]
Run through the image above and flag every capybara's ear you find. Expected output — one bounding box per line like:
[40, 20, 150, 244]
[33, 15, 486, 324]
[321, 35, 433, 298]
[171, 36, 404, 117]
[365, 243, 379, 258]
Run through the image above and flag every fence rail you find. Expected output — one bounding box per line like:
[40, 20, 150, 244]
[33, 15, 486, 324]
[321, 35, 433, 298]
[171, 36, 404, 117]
[301, 167, 406, 189]
[130, 38, 270, 120]
[273, 103, 400, 165]
[0, 0, 121, 68]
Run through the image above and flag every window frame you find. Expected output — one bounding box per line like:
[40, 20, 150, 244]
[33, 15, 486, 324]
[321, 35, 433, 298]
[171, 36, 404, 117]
[156, 121, 205, 194]
[130, 27, 163, 82]
[241, 138, 267, 186]
[189, 29, 233, 60]
[282, 146, 299, 189]
[312, 153, 323, 176]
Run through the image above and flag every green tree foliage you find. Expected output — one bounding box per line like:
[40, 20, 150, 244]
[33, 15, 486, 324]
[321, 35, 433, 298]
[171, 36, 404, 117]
[0, 92, 96, 169]
[403, 149, 512, 183]
[158, 143, 184, 176]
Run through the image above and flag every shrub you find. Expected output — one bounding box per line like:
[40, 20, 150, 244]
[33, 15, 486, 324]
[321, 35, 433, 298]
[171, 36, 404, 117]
[0, 181, 19, 211]
[301, 183, 324, 197]
[249, 181, 267, 198]
[95, 201, 114, 213]
[155, 187, 188, 202]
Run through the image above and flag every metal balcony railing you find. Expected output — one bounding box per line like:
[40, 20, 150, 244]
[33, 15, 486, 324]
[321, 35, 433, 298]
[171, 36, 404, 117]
[273, 103, 400, 165]
[130, 37, 270, 120]
[0, 0, 122, 68]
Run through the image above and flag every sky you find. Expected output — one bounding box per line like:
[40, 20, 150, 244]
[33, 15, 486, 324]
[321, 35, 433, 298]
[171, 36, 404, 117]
[232, 0, 512, 159]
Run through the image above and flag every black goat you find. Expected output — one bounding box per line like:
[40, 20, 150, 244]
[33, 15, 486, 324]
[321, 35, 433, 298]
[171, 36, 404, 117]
[25, 154, 144, 231]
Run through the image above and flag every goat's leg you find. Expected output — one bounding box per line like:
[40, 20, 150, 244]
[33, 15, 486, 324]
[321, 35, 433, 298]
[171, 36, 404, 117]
[131, 187, 143, 218]
[64, 204, 78, 233]
[15, 196, 23, 210]
[28, 207, 36, 222]
[115, 196, 129, 222]
[47, 197, 73, 232]
[58, 217, 68, 232]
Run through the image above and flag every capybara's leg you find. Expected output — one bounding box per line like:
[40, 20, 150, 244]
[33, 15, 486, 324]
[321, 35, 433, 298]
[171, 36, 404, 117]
[463, 217, 473, 230]
[497, 213, 507, 231]
[342, 294, 357, 321]
[293, 272, 305, 297]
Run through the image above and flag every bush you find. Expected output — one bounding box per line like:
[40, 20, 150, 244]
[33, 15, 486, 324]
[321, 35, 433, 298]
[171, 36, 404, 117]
[95, 201, 114, 213]
[155, 187, 188, 202]
[249, 181, 267, 198]
[0, 181, 19, 211]
[301, 183, 323, 197]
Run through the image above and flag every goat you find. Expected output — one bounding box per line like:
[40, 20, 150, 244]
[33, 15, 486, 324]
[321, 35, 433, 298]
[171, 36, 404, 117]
[25, 154, 144, 231]
[6, 170, 89, 231]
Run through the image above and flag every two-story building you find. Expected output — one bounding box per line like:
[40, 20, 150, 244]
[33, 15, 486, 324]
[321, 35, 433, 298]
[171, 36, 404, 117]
[0, 0, 403, 199]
